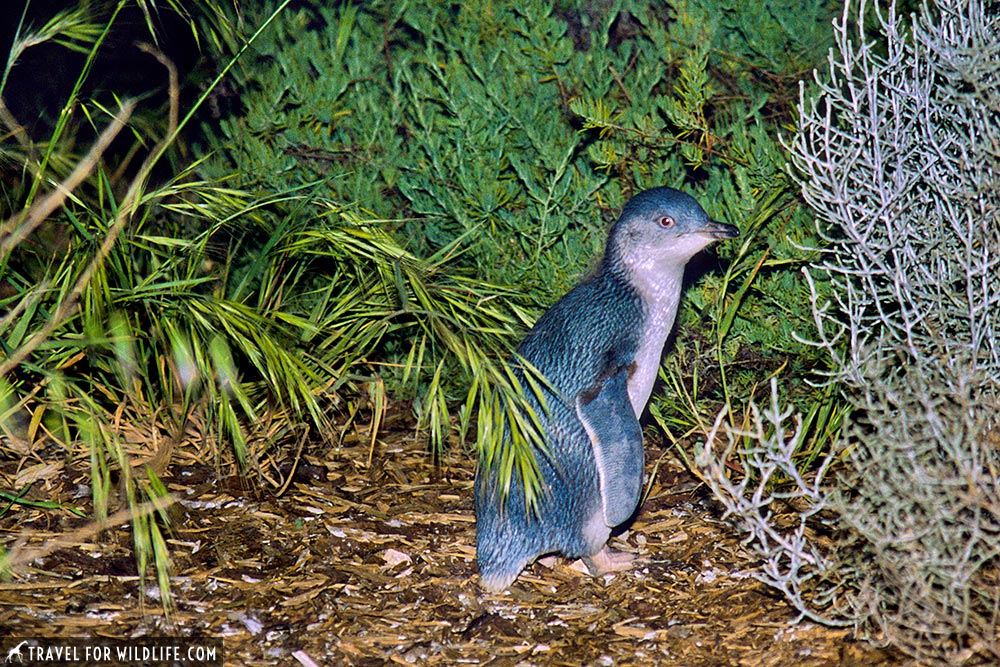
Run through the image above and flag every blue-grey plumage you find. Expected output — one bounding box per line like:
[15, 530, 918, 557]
[474, 187, 739, 592]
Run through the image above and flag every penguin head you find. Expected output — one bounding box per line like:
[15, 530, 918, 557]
[605, 187, 739, 275]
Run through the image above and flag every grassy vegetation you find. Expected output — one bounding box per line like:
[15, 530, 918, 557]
[0, 0, 328, 611]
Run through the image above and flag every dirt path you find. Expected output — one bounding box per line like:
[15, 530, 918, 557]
[0, 426, 900, 666]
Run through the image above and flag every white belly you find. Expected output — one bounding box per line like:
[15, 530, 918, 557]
[627, 310, 677, 416]
[624, 264, 683, 417]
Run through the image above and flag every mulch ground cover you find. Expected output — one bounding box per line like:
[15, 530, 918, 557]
[0, 409, 901, 666]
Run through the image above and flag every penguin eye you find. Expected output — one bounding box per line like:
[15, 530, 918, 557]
[658, 216, 675, 228]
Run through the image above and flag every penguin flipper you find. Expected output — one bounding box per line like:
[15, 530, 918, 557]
[575, 365, 645, 528]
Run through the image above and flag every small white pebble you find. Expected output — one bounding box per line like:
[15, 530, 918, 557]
[291, 650, 321, 667]
[233, 613, 264, 634]
[382, 548, 411, 566]
[696, 568, 719, 584]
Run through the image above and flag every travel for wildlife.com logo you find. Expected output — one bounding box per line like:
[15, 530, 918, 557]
[2, 638, 222, 666]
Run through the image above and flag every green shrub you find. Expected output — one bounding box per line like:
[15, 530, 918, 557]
[195, 0, 840, 463]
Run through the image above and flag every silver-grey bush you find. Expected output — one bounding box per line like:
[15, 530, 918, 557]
[699, 1, 1000, 663]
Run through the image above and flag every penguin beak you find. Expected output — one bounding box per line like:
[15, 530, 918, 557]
[700, 220, 740, 239]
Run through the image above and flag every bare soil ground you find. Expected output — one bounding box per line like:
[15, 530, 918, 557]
[0, 413, 902, 666]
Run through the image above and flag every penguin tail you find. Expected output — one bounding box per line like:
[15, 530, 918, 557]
[476, 536, 532, 593]
[478, 560, 526, 593]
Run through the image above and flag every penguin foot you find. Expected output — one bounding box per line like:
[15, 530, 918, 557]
[583, 545, 635, 576]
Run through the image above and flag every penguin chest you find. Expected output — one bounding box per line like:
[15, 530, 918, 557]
[627, 313, 675, 416]
[624, 264, 684, 416]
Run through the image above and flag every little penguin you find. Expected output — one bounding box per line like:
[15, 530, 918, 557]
[474, 186, 739, 592]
